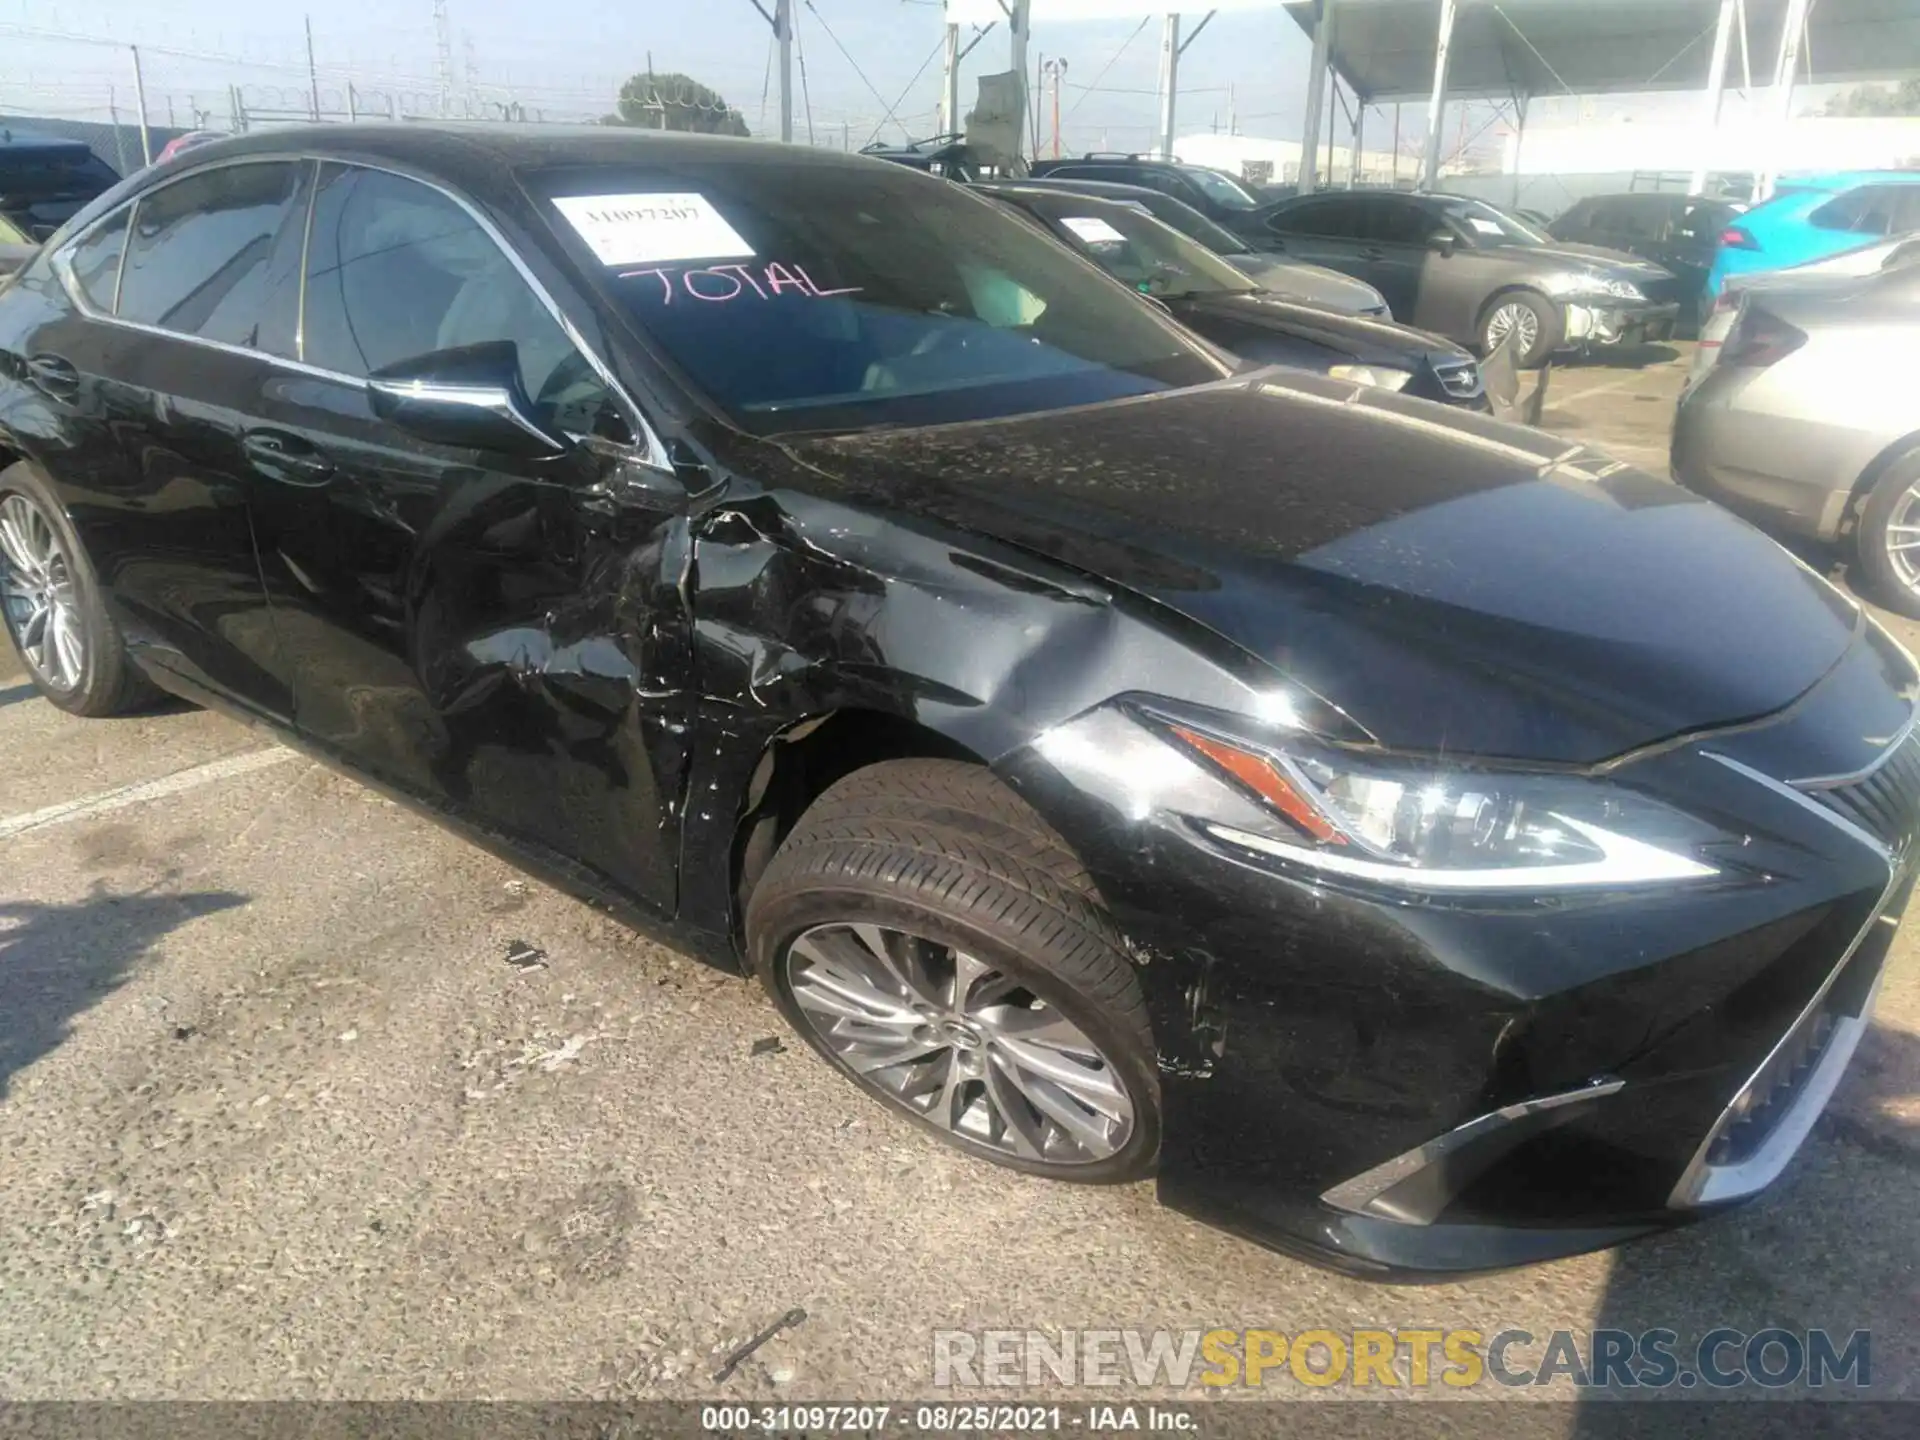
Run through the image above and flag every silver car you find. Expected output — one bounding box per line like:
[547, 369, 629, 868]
[1673, 252, 1920, 615]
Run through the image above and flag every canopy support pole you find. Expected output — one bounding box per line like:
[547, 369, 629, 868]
[1421, 0, 1459, 193]
[1157, 14, 1181, 160]
[1690, 0, 1738, 195]
[1298, 0, 1333, 193]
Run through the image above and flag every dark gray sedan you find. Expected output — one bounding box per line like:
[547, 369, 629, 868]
[1260, 191, 1683, 365]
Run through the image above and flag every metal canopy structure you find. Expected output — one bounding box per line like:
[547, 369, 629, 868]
[1286, 0, 1920, 102]
[1284, 0, 1920, 196]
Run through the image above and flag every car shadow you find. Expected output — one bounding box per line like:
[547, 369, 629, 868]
[1571, 1018, 1918, 1426]
[0, 884, 248, 1098]
[1558, 343, 1683, 372]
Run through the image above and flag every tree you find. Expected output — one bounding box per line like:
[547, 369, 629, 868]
[1822, 77, 1920, 118]
[605, 71, 750, 136]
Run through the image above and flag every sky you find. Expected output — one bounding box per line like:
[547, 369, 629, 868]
[0, 0, 1877, 160]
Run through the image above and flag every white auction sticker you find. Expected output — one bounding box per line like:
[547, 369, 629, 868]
[1060, 215, 1128, 246]
[1467, 217, 1505, 237]
[551, 192, 755, 266]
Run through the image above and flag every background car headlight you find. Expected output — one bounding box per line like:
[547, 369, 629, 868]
[1035, 703, 1727, 892]
[1601, 278, 1645, 301]
[1327, 363, 1412, 392]
[1541, 271, 1645, 303]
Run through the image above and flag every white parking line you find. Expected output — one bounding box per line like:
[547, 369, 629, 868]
[1552, 372, 1649, 406]
[0, 748, 295, 841]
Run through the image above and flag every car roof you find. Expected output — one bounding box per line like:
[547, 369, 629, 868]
[0, 126, 92, 155]
[1779, 170, 1920, 192]
[146, 123, 893, 192]
[1005, 176, 1169, 201]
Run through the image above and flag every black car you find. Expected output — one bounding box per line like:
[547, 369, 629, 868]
[999, 176, 1391, 314]
[1026, 153, 1273, 239]
[979, 184, 1484, 408]
[859, 132, 979, 181]
[1261, 189, 1685, 365]
[0, 128, 120, 242]
[1, 126, 1908, 1278]
[1548, 192, 1744, 311]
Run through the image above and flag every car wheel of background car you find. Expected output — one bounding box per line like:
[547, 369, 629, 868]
[1852, 448, 1920, 621]
[745, 758, 1160, 1182]
[1479, 290, 1561, 368]
[0, 461, 158, 716]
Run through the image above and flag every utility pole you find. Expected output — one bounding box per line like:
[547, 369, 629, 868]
[1045, 58, 1068, 158]
[1009, 0, 1031, 164]
[129, 48, 152, 164]
[433, 0, 455, 119]
[941, 22, 961, 136]
[1156, 15, 1180, 161]
[305, 16, 322, 121]
[775, 0, 794, 142]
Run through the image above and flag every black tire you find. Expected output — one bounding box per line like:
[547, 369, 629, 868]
[1853, 449, 1920, 620]
[0, 460, 158, 716]
[745, 758, 1160, 1183]
[1479, 289, 1562, 369]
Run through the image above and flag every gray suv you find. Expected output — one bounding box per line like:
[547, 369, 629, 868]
[1260, 191, 1684, 365]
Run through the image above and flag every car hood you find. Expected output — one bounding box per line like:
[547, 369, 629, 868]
[777, 373, 1859, 763]
[1487, 239, 1674, 278]
[1167, 292, 1464, 369]
[1222, 255, 1384, 312]
[0, 242, 35, 278]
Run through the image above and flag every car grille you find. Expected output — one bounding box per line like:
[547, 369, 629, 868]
[1433, 359, 1484, 400]
[1797, 725, 1920, 851]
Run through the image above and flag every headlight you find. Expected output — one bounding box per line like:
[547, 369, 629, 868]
[1327, 363, 1412, 392]
[1036, 703, 1726, 892]
[1540, 271, 1645, 302]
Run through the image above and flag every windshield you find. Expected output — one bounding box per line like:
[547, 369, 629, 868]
[1134, 193, 1252, 255]
[1182, 167, 1261, 211]
[529, 161, 1223, 436]
[1437, 197, 1548, 246]
[1016, 197, 1258, 300]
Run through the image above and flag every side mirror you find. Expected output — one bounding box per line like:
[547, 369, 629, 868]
[1428, 230, 1458, 257]
[367, 340, 568, 458]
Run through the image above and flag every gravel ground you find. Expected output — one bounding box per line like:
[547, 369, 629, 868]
[1, 351, 1914, 1412]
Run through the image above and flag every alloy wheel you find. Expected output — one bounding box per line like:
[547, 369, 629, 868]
[784, 922, 1135, 1166]
[1485, 301, 1539, 359]
[1883, 483, 1920, 597]
[0, 491, 85, 692]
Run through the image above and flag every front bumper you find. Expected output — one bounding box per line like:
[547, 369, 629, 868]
[1564, 298, 1681, 349]
[1000, 629, 1915, 1279]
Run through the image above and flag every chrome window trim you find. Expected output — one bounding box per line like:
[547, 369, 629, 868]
[48, 148, 673, 474]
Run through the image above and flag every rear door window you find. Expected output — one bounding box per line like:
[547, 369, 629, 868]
[1363, 198, 1437, 246]
[117, 161, 303, 347]
[1811, 186, 1905, 235]
[62, 206, 130, 311]
[1270, 197, 1365, 238]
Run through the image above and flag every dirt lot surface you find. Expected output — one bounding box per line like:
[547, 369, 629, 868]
[2, 348, 1915, 1411]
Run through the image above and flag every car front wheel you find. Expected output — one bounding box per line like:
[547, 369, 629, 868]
[745, 758, 1160, 1182]
[1480, 290, 1562, 368]
[0, 461, 157, 716]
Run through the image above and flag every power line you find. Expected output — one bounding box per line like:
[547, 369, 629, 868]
[863, 30, 949, 147]
[801, 0, 897, 127]
[1063, 15, 1151, 123]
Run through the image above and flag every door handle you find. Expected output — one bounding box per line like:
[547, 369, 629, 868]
[242, 429, 335, 486]
[26, 353, 80, 402]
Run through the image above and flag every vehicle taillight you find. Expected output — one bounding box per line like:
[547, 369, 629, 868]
[1719, 226, 1758, 250]
[1721, 305, 1805, 368]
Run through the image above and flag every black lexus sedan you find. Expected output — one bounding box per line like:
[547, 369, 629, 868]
[977, 184, 1485, 409]
[1, 125, 1909, 1278]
